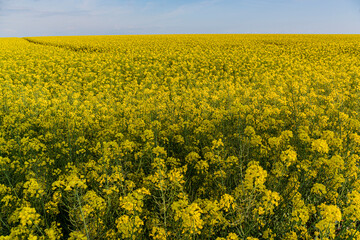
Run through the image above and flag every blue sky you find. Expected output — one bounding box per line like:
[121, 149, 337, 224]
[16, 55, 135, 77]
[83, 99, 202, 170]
[0, 0, 360, 37]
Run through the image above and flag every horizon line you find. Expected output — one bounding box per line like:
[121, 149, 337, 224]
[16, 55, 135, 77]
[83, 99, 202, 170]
[2, 33, 360, 38]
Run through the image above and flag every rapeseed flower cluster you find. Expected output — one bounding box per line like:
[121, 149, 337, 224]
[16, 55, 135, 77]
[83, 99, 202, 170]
[1, 34, 360, 239]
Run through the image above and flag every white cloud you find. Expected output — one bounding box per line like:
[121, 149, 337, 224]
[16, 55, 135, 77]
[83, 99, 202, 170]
[0, 0, 360, 37]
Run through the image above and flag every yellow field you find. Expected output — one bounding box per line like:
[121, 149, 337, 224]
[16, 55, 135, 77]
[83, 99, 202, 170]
[1, 34, 360, 239]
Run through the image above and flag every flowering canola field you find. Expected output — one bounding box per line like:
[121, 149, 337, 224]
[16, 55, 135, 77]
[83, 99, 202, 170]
[1, 34, 360, 239]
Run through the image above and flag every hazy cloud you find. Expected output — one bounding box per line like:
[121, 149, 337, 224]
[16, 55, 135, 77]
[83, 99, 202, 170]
[0, 0, 360, 37]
